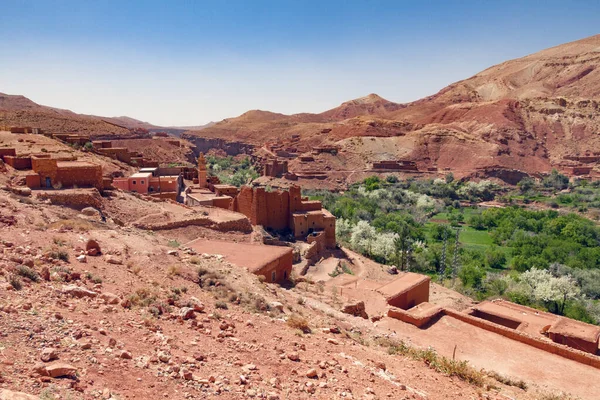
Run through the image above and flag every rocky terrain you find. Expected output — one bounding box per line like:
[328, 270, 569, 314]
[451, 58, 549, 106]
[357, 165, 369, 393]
[1, 188, 548, 400]
[183, 34, 600, 182]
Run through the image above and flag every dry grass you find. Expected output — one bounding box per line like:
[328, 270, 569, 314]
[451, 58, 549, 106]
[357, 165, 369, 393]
[287, 314, 311, 333]
[486, 370, 527, 390]
[48, 218, 96, 232]
[376, 337, 485, 387]
[16, 265, 40, 282]
[167, 264, 181, 277]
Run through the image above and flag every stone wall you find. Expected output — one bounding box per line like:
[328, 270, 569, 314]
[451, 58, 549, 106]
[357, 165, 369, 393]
[35, 189, 103, 210]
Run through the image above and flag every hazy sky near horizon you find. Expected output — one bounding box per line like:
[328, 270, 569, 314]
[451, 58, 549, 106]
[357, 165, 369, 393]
[1, 1, 599, 126]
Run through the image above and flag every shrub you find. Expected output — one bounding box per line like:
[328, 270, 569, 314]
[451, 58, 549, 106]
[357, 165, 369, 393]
[9, 275, 22, 290]
[16, 265, 40, 282]
[286, 314, 311, 333]
[215, 301, 228, 310]
[167, 264, 181, 277]
[49, 249, 69, 262]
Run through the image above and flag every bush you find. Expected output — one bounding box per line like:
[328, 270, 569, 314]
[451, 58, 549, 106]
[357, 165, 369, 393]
[484, 247, 506, 269]
[9, 275, 22, 290]
[458, 264, 486, 289]
[49, 249, 69, 262]
[286, 314, 311, 333]
[16, 265, 40, 282]
[215, 301, 228, 310]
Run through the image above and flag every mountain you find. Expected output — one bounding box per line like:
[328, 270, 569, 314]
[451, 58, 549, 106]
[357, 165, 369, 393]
[184, 34, 600, 181]
[0, 93, 209, 139]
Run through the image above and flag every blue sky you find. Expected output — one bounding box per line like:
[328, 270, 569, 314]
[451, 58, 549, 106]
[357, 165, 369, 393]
[1, 1, 598, 126]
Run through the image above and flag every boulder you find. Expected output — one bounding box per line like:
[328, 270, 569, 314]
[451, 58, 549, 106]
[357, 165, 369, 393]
[189, 297, 205, 312]
[10, 187, 31, 197]
[85, 239, 101, 256]
[269, 301, 284, 312]
[119, 350, 132, 359]
[105, 255, 122, 265]
[341, 301, 369, 319]
[81, 207, 100, 217]
[40, 348, 58, 362]
[62, 284, 97, 298]
[305, 368, 318, 378]
[76, 254, 87, 263]
[36, 362, 77, 378]
[179, 307, 195, 320]
[100, 292, 120, 305]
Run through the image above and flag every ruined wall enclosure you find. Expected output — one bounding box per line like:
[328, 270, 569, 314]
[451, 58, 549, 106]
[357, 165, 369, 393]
[443, 308, 600, 369]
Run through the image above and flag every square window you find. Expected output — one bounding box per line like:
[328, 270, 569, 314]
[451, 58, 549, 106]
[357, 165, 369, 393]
[132, 180, 136, 185]
[141, 180, 144, 184]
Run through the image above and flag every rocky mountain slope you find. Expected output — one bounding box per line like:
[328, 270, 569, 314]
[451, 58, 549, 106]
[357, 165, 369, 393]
[184, 34, 600, 178]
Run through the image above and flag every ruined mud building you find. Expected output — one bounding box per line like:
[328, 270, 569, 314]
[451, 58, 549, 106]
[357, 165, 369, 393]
[186, 153, 336, 253]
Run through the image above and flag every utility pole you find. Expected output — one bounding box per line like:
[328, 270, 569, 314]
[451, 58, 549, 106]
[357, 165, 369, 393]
[440, 226, 448, 275]
[452, 228, 461, 279]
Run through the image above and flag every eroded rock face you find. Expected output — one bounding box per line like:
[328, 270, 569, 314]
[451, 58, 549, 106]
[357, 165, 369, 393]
[341, 301, 368, 319]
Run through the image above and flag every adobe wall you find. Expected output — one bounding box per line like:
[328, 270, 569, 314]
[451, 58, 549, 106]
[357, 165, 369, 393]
[443, 308, 600, 369]
[133, 215, 252, 233]
[4, 156, 32, 170]
[150, 192, 178, 201]
[149, 177, 179, 193]
[212, 197, 233, 209]
[0, 148, 16, 159]
[549, 332, 599, 355]
[265, 190, 290, 230]
[25, 174, 41, 189]
[112, 178, 130, 191]
[56, 165, 103, 190]
[471, 309, 522, 330]
[31, 158, 58, 186]
[253, 249, 293, 283]
[387, 305, 443, 328]
[387, 279, 430, 310]
[233, 186, 257, 224]
[34, 190, 103, 210]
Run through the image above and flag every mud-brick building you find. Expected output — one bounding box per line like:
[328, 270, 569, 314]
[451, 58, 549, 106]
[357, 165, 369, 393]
[186, 239, 293, 283]
[112, 171, 181, 196]
[231, 185, 336, 249]
[26, 155, 103, 190]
